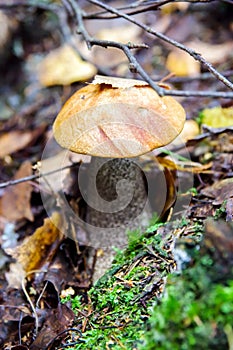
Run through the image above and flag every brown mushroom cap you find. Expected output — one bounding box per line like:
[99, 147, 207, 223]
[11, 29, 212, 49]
[53, 77, 186, 158]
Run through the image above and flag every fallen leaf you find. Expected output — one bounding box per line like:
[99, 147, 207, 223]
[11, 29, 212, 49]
[159, 166, 177, 219]
[0, 131, 34, 158]
[161, 2, 189, 14]
[44, 238, 92, 292]
[171, 120, 200, 145]
[166, 50, 200, 77]
[5, 261, 26, 289]
[9, 212, 64, 273]
[204, 218, 233, 258]
[0, 161, 34, 222]
[38, 44, 97, 86]
[92, 74, 148, 88]
[201, 178, 233, 205]
[40, 136, 90, 193]
[200, 106, 233, 128]
[30, 304, 75, 350]
[156, 156, 213, 174]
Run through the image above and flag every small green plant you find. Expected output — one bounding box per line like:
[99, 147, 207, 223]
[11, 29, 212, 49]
[61, 294, 82, 313]
[214, 200, 227, 219]
[186, 187, 198, 196]
[195, 111, 204, 126]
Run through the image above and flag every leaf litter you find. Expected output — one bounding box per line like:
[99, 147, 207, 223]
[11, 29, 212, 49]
[0, 1, 232, 348]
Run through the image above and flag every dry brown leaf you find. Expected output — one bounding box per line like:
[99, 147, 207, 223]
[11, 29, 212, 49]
[5, 261, 26, 289]
[30, 304, 74, 349]
[186, 40, 233, 65]
[166, 50, 200, 77]
[40, 148, 90, 192]
[10, 212, 64, 273]
[204, 218, 233, 257]
[0, 161, 33, 222]
[38, 44, 97, 87]
[0, 131, 34, 159]
[201, 178, 233, 205]
[93, 75, 170, 90]
[92, 75, 148, 88]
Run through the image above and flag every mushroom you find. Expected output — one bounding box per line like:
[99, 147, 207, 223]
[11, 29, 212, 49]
[53, 75, 186, 280]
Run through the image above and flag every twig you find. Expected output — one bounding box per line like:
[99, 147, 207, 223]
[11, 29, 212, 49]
[45, 328, 83, 349]
[87, 0, 233, 92]
[161, 70, 233, 84]
[63, 0, 233, 98]
[84, 0, 170, 19]
[21, 269, 47, 336]
[2, 0, 233, 98]
[67, 0, 164, 95]
[0, 162, 80, 189]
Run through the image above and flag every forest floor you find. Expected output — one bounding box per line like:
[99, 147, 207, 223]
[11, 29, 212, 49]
[0, 1, 232, 349]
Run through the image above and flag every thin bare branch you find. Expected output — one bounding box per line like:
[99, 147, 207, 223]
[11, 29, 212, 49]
[1, 0, 233, 98]
[67, 0, 164, 95]
[84, 1, 170, 19]
[0, 163, 79, 189]
[87, 0, 233, 92]
[62, 0, 233, 98]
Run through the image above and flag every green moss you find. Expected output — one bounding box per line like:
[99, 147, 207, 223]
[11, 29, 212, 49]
[139, 250, 233, 350]
[61, 218, 232, 350]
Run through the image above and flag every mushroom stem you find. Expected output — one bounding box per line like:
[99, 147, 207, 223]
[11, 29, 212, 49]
[85, 157, 151, 281]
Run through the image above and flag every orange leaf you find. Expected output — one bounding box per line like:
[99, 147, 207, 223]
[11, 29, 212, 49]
[12, 212, 64, 273]
[38, 44, 97, 86]
[166, 50, 200, 77]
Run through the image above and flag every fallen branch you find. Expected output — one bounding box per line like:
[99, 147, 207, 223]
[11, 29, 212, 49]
[1, 0, 233, 98]
[87, 0, 233, 92]
[0, 163, 79, 189]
